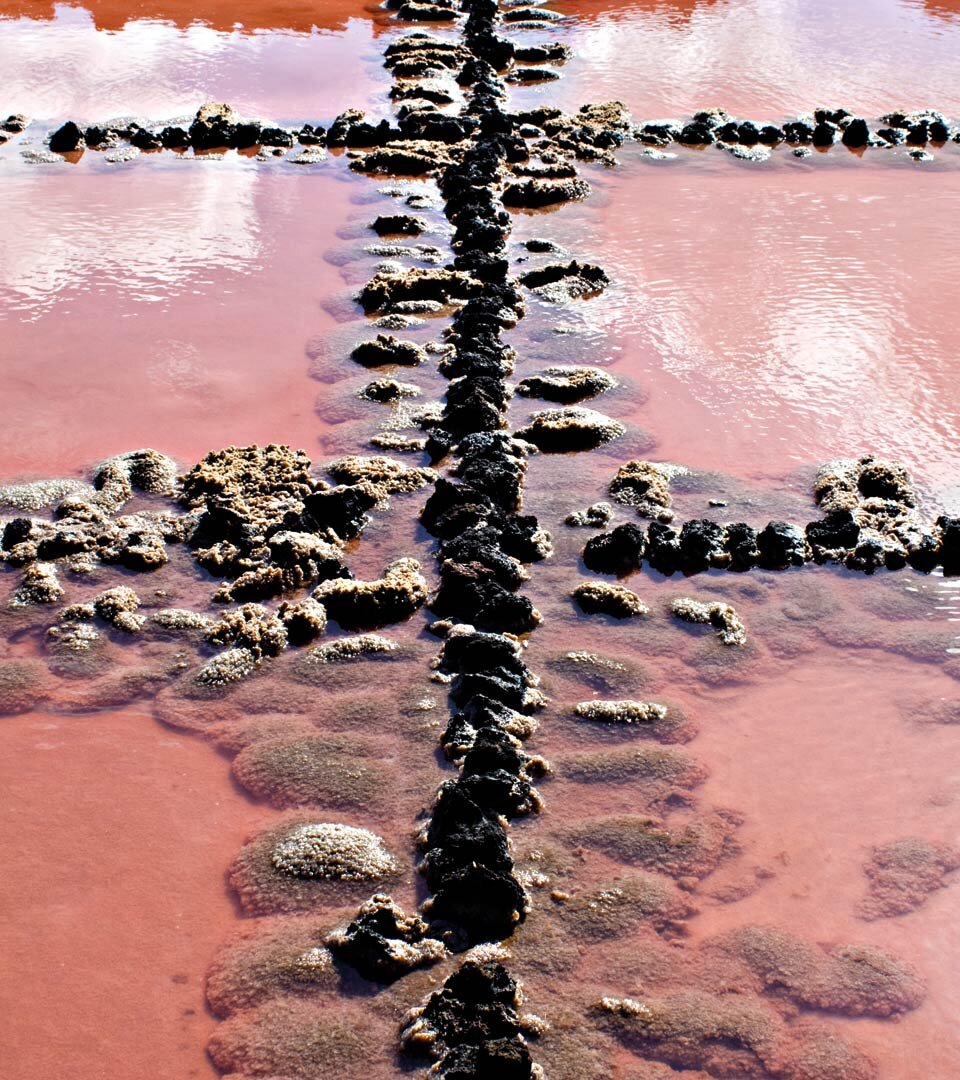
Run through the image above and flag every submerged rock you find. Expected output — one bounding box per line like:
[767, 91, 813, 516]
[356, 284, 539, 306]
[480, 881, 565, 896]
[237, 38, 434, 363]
[565, 502, 613, 528]
[518, 261, 610, 302]
[351, 334, 428, 368]
[357, 267, 481, 313]
[859, 837, 960, 920]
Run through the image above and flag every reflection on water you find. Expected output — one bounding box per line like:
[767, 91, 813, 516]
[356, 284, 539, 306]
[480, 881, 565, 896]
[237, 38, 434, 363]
[0, 4, 385, 120]
[0, 162, 260, 313]
[519, 0, 960, 116]
[510, 155, 960, 504]
[0, 0, 382, 32]
[0, 165, 390, 476]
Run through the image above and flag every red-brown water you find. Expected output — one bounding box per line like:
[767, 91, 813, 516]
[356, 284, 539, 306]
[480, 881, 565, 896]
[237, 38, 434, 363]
[2, 1, 960, 1078]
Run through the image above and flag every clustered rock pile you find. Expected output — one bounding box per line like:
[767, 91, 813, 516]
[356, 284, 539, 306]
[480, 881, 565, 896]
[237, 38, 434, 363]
[635, 106, 958, 161]
[581, 456, 960, 577]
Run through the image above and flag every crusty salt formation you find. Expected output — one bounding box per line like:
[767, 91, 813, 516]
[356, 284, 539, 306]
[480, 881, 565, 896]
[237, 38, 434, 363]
[573, 699, 697, 743]
[516, 406, 626, 452]
[516, 366, 616, 403]
[196, 647, 257, 686]
[206, 603, 288, 658]
[271, 823, 397, 881]
[672, 597, 747, 646]
[305, 633, 398, 663]
[609, 460, 675, 521]
[92, 586, 144, 633]
[230, 820, 398, 917]
[313, 557, 428, 629]
[573, 580, 649, 619]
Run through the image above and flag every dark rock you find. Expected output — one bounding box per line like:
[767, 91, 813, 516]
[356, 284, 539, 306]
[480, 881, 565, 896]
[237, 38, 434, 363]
[129, 127, 162, 150]
[677, 122, 715, 146]
[937, 515, 960, 575]
[812, 122, 837, 147]
[301, 484, 378, 541]
[583, 523, 645, 576]
[724, 522, 760, 570]
[513, 42, 570, 63]
[758, 125, 784, 145]
[298, 124, 325, 144]
[327, 895, 444, 982]
[372, 213, 427, 236]
[159, 126, 190, 149]
[351, 335, 427, 368]
[757, 520, 808, 569]
[806, 511, 860, 561]
[841, 118, 870, 148]
[49, 121, 84, 153]
[231, 122, 262, 149]
[679, 519, 728, 572]
[260, 126, 293, 148]
[644, 521, 683, 575]
[783, 120, 814, 144]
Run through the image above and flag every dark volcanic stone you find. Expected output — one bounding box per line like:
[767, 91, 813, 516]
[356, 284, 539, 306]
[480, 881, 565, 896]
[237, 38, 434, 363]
[49, 121, 84, 152]
[757, 520, 808, 569]
[583, 523, 644, 576]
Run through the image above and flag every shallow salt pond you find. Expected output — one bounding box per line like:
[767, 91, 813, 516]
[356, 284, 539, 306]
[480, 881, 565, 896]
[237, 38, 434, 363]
[1, 0, 960, 1078]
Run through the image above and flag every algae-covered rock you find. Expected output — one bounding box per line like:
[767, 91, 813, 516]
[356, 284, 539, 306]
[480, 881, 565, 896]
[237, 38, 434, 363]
[859, 837, 960, 919]
[0, 658, 53, 714]
[232, 734, 389, 810]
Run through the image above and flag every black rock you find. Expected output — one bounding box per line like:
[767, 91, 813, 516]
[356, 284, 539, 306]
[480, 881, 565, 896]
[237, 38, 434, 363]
[645, 521, 683, 576]
[841, 118, 869, 148]
[678, 519, 727, 572]
[757, 520, 808, 569]
[49, 121, 84, 153]
[812, 122, 836, 147]
[160, 126, 191, 149]
[806, 511, 860, 560]
[583, 523, 644, 576]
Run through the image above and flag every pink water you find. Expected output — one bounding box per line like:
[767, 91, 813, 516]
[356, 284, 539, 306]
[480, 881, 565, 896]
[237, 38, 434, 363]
[1, 1, 960, 1078]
